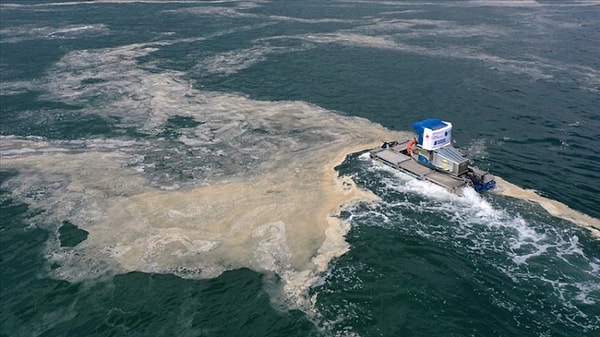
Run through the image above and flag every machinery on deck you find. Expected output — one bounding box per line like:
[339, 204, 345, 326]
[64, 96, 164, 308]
[369, 119, 496, 194]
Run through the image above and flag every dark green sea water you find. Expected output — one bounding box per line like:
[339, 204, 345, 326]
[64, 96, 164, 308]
[1, 1, 599, 336]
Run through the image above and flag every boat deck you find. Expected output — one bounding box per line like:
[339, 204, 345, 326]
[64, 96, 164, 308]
[369, 141, 470, 193]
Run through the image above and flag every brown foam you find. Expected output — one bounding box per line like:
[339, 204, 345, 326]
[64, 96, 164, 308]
[1, 131, 401, 306]
[495, 176, 600, 238]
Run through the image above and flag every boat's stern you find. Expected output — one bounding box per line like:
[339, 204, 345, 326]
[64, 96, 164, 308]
[467, 167, 496, 192]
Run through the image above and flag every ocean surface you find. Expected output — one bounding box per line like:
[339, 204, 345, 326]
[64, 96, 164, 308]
[1, 1, 599, 336]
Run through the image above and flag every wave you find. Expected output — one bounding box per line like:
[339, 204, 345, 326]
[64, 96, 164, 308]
[358, 151, 600, 238]
[340, 155, 600, 332]
[495, 177, 600, 238]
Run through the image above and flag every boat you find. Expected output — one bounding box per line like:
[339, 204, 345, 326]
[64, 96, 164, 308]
[369, 119, 496, 194]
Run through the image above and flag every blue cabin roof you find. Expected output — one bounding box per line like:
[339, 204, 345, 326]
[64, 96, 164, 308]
[412, 119, 448, 132]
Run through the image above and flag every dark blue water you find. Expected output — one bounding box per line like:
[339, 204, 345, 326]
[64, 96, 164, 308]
[1, 1, 599, 336]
